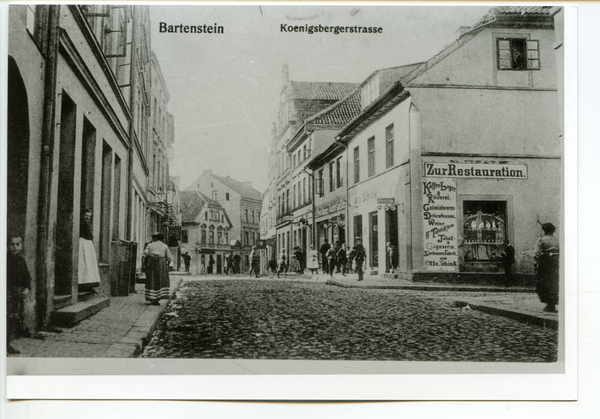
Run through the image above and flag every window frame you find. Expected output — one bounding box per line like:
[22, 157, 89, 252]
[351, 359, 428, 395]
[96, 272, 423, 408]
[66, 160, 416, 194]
[497, 37, 540, 71]
[386, 124, 394, 169]
[367, 136, 376, 177]
[329, 161, 335, 192]
[354, 146, 360, 184]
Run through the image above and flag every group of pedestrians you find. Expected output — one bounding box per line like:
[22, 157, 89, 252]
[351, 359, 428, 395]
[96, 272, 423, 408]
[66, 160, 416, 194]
[317, 238, 366, 281]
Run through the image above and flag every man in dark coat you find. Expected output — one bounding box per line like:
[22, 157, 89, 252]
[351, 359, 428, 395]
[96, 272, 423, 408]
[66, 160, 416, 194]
[320, 238, 331, 274]
[501, 239, 515, 284]
[354, 237, 366, 281]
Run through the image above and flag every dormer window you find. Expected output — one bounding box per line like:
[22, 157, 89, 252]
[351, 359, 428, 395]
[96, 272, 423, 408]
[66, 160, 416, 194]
[497, 38, 539, 70]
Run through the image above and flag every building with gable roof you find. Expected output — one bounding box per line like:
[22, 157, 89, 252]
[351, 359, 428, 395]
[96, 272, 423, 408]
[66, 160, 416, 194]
[262, 64, 360, 268]
[307, 63, 423, 264]
[179, 190, 233, 274]
[185, 170, 262, 272]
[330, 6, 561, 283]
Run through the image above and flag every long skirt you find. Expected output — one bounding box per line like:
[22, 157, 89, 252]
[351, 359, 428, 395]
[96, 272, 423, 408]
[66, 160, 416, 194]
[536, 254, 559, 305]
[145, 256, 171, 302]
[78, 238, 101, 285]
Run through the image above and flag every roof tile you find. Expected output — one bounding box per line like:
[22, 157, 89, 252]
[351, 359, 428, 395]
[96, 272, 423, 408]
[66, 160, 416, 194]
[291, 81, 358, 100]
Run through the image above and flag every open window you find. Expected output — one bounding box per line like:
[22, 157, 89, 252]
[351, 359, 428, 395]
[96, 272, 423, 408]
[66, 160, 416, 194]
[497, 38, 540, 70]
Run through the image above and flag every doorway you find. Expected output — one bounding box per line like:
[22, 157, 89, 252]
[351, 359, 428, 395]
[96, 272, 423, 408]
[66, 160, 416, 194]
[385, 209, 399, 272]
[7, 56, 30, 240]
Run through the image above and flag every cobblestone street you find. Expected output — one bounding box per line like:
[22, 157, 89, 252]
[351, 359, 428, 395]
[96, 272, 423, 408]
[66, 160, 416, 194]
[141, 278, 558, 362]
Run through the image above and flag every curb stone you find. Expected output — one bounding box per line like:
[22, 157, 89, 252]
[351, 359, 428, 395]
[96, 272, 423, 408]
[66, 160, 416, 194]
[325, 279, 534, 293]
[454, 301, 559, 330]
[105, 277, 183, 358]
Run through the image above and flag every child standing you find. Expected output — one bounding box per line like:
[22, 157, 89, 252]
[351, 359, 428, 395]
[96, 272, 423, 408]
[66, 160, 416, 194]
[7, 235, 32, 354]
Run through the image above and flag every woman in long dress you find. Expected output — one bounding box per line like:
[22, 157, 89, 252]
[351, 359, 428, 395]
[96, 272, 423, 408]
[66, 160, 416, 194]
[534, 223, 559, 313]
[79, 208, 101, 288]
[143, 232, 173, 305]
[307, 245, 319, 274]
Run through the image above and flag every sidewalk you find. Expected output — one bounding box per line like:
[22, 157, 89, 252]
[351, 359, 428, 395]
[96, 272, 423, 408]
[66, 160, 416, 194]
[325, 273, 558, 330]
[8, 276, 184, 358]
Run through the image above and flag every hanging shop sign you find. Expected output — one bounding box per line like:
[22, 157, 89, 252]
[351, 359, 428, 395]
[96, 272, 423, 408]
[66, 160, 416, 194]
[424, 162, 528, 179]
[317, 200, 346, 217]
[422, 179, 458, 271]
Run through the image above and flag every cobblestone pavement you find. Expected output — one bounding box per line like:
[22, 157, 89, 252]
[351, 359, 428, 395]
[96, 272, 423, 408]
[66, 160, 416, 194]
[141, 278, 558, 362]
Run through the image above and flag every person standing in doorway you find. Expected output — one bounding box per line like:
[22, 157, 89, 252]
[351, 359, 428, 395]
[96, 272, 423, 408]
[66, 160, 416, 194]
[387, 242, 398, 271]
[534, 223, 560, 313]
[501, 239, 515, 284]
[143, 233, 173, 305]
[6, 235, 32, 354]
[79, 208, 101, 289]
[354, 237, 366, 281]
[320, 238, 331, 275]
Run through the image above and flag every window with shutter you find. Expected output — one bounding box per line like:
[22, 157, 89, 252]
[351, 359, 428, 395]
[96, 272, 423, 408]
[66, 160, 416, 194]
[497, 38, 540, 70]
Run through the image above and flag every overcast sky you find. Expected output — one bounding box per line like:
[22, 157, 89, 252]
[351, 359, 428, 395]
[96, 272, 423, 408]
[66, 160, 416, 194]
[148, 5, 491, 193]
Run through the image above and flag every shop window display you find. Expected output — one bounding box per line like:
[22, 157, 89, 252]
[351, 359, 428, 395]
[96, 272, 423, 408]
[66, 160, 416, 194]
[462, 201, 506, 262]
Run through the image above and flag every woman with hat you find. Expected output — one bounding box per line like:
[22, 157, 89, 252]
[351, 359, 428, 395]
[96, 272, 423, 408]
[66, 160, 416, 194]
[143, 232, 173, 305]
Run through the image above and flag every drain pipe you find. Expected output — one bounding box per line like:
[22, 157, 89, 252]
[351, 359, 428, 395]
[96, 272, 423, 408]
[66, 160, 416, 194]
[36, 4, 61, 328]
[126, 7, 138, 241]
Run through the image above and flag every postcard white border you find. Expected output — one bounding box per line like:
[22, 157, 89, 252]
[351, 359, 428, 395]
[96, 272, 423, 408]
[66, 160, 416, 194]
[0, 0, 586, 409]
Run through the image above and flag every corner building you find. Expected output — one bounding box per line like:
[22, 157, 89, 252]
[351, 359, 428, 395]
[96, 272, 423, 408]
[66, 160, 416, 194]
[336, 7, 562, 283]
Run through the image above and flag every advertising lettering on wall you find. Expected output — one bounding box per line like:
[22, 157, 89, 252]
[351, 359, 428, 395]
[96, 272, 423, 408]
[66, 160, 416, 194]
[424, 162, 528, 179]
[422, 179, 458, 271]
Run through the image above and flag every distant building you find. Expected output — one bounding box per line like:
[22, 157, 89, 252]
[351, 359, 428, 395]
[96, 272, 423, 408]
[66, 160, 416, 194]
[186, 170, 262, 271]
[179, 191, 233, 274]
[264, 64, 358, 267]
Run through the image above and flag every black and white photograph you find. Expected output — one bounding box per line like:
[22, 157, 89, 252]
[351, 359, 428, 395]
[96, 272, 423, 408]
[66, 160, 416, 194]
[1, 1, 581, 404]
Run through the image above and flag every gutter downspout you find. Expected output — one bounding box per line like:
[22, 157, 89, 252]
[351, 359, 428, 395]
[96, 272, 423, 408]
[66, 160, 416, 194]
[301, 166, 316, 247]
[337, 140, 349, 245]
[37, 4, 61, 329]
[126, 8, 138, 241]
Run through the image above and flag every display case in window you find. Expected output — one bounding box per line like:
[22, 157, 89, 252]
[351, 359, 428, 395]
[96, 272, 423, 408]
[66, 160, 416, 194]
[461, 201, 507, 272]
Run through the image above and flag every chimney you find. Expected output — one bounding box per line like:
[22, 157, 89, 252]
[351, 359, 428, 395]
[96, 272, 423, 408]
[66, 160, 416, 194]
[203, 169, 212, 175]
[244, 181, 253, 187]
[282, 63, 289, 86]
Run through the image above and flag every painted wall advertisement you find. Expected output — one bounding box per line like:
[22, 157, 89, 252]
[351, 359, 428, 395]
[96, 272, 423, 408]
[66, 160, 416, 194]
[422, 179, 458, 271]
